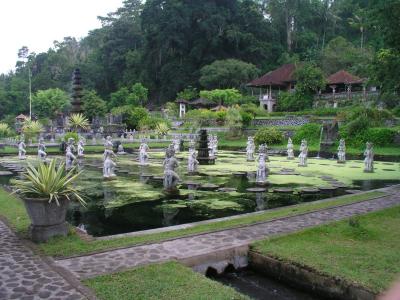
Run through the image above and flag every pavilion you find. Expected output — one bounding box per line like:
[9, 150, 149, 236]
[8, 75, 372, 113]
[247, 63, 297, 112]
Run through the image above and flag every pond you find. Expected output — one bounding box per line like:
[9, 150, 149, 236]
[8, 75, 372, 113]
[1, 150, 400, 237]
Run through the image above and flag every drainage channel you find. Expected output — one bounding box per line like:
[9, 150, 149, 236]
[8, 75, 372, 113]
[208, 267, 323, 300]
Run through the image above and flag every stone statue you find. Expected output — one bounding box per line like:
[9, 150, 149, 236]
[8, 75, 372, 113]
[188, 149, 199, 174]
[117, 144, 126, 155]
[364, 142, 374, 173]
[188, 138, 196, 152]
[37, 138, 47, 161]
[337, 139, 346, 163]
[104, 136, 113, 149]
[287, 137, 294, 160]
[173, 136, 180, 153]
[246, 136, 255, 161]
[77, 139, 85, 157]
[298, 139, 308, 167]
[18, 140, 27, 160]
[67, 138, 76, 153]
[258, 143, 269, 161]
[139, 140, 149, 165]
[65, 146, 76, 170]
[103, 148, 117, 178]
[256, 153, 267, 184]
[163, 144, 180, 192]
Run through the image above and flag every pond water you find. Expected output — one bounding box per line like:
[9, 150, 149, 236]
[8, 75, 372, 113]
[210, 268, 322, 300]
[1, 150, 400, 237]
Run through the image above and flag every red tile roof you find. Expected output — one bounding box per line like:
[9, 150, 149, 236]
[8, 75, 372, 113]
[247, 63, 297, 87]
[327, 70, 364, 85]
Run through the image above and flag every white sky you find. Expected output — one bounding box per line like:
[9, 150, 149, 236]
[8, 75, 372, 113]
[0, 0, 123, 74]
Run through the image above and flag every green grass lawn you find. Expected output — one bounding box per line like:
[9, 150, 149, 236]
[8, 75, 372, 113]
[0, 187, 387, 258]
[83, 261, 248, 300]
[252, 205, 400, 293]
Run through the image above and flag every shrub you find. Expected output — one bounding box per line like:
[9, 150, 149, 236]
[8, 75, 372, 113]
[215, 110, 227, 124]
[254, 127, 284, 145]
[226, 108, 243, 138]
[293, 123, 322, 144]
[63, 132, 79, 143]
[184, 109, 216, 127]
[276, 92, 313, 112]
[392, 106, 400, 117]
[0, 123, 12, 138]
[363, 128, 397, 146]
[239, 111, 253, 126]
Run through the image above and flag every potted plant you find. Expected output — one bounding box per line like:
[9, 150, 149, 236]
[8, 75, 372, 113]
[13, 159, 85, 243]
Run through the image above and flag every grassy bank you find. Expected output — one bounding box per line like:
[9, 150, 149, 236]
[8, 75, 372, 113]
[83, 261, 248, 300]
[0, 187, 387, 258]
[252, 205, 400, 293]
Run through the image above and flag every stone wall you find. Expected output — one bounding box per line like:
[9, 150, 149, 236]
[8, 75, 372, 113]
[251, 117, 310, 127]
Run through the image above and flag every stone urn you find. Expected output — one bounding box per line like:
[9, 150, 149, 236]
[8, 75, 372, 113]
[22, 197, 69, 243]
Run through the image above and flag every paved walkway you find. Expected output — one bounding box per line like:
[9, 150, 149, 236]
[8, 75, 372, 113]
[56, 186, 400, 280]
[0, 221, 88, 300]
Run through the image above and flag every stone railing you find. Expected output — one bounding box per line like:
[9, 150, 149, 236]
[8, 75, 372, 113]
[314, 90, 379, 101]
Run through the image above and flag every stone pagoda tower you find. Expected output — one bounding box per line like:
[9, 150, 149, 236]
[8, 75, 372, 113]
[71, 68, 83, 114]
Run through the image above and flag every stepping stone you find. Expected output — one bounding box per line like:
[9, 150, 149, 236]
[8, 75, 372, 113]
[246, 187, 266, 193]
[140, 174, 154, 179]
[382, 169, 396, 171]
[273, 188, 294, 194]
[183, 181, 200, 188]
[152, 176, 164, 181]
[320, 176, 334, 180]
[345, 189, 362, 194]
[233, 172, 247, 177]
[318, 186, 338, 192]
[217, 187, 237, 192]
[0, 171, 13, 176]
[350, 166, 360, 168]
[331, 183, 347, 188]
[299, 188, 320, 194]
[199, 183, 219, 191]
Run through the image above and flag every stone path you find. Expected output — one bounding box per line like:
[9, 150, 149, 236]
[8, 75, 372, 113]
[56, 186, 400, 279]
[0, 221, 87, 300]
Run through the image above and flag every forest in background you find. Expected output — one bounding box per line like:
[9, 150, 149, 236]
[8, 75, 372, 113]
[0, 0, 399, 121]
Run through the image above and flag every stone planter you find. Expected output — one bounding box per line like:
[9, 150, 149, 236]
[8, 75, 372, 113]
[22, 197, 69, 243]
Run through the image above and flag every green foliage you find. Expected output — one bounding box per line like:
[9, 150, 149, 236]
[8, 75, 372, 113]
[200, 89, 242, 105]
[21, 119, 43, 140]
[68, 113, 90, 132]
[108, 87, 130, 109]
[176, 87, 198, 101]
[240, 103, 262, 117]
[123, 106, 149, 130]
[276, 92, 313, 112]
[82, 90, 107, 119]
[294, 63, 326, 95]
[164, 102, 179, 118]
[293, 123, 321, 145]
[0, 123, 12, 138]
[340, 125, 397, 147]
[32, 88, 70, 119]
[155, 122, 170, 136]
[371, 49, 400, 96]
[340, 107, 394, 127]
[184, 109, 216, 127]
[392, 106, 400, 117]
[199, 59, 259, 89]
[63, 132, 79, 143]
[239, 110, 253, 127]
[254, 127, 283, 146]
[13, 160, 85, 205]
[225, 107, 243, 137]
[321, 37, 373, 77]
[129, 83, 148, 106]
[138, 115, 166, 131]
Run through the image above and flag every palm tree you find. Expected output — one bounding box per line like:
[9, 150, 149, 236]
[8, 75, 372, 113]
[348, 9, 367, 50]
[68, 113, 90, 132]
[0, 123, 11, 138]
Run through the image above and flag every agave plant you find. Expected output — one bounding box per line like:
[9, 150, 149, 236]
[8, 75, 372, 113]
[155, 122, 170, 136]
[68, 113, 90, 132]
[0, 122, 11, 138]
[13, 159, 86, 206]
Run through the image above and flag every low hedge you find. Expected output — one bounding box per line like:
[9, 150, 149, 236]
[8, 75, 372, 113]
[340, 126, 397, 147]
[254, 127, 283, 145]
[293, 123, 322, 145]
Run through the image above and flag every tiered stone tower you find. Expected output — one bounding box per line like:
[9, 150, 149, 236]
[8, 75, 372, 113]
[197, 129, 215, 165]
[71, 68, 83, 114]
